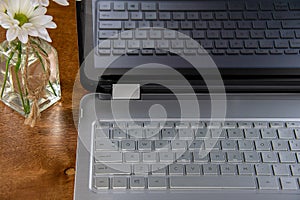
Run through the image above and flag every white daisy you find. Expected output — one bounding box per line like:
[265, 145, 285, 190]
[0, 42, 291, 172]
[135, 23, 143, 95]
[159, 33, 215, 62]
[0, 0, 8, 12]
[0, 0, 57, 43]
[31, 0, 69, 7]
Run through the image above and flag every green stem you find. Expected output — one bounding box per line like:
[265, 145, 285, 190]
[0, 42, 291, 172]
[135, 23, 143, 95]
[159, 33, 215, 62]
[34, 50, 57, 97]
[15, 42, 30, 115]
[0, 51, 15, 98]
[30, 39, 48, 57]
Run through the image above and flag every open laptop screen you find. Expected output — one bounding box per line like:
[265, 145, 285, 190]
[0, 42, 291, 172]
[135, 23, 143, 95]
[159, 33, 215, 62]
[77, 0, 300, 93]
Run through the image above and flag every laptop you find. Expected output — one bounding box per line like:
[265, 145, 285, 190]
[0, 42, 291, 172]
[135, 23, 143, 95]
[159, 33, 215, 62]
[74, 0, 300, 199]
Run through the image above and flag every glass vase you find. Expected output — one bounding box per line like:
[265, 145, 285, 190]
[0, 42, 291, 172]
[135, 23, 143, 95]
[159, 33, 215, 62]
[0, 38, 61, 119]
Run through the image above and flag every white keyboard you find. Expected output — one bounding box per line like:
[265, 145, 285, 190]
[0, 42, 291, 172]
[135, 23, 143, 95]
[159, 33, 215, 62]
[91, 121, 300, 191]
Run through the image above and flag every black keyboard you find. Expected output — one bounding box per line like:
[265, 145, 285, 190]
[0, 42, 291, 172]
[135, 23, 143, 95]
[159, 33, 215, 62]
[97, 0, 300, 56]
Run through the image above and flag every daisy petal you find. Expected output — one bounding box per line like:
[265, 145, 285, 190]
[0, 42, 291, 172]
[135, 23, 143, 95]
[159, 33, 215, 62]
[18, 29, 29, 44]
[30, 15, 53, 26]
[38, 27, 52, 42]
[31, 7, 47, 17]
[30, 0, 49, 7]
[6, 27, 19, 41]
[44, 21, 57, 29]
[53, 0, 69, 6]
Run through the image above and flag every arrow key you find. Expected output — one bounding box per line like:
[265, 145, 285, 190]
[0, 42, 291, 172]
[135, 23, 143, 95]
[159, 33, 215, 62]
[148, 177, 167, 189]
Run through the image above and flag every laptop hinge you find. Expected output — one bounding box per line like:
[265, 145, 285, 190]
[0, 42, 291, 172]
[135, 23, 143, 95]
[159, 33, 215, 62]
[112, 84, 141, 100]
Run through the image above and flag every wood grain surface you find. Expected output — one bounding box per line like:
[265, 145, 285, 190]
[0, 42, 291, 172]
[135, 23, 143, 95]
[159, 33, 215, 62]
[0, 1, 86, 199]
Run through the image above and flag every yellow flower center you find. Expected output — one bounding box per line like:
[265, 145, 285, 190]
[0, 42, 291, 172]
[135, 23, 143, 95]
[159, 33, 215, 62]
[14, 13, 29, 26]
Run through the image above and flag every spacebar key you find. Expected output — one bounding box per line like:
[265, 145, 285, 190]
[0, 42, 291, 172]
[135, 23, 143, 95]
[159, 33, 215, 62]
[159, 2, 226, 11]
[170, 176, 257, 189]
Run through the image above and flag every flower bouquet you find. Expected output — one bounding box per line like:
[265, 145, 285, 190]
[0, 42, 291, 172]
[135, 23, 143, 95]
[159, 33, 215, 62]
[0, 0, 68, 127]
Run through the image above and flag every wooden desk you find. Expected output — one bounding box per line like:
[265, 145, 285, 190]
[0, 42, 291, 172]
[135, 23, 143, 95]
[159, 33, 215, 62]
[0, 1, 84, 199]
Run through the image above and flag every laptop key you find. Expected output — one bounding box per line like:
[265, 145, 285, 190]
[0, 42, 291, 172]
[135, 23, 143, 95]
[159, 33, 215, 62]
[221, 140, 237, 150]
[95, 140, 119, 151]
[99, 21, 122, 29]
[95, 128, 110, 138]
[255, 164, 272, 176]
[113, 2, 125, 10]
[220, 164, 237, 175]
[173, 12, 185, 20]
[148, 177, 167, 189]
[159, 2, 226, 11]
[260, 40, 274, 49]
[133, 164, 149, 175]
[186, 164, 201, 175]
[261, 152, 278, 163]
[143, 152, 157, 162]
[282, 21, 300, 29]
[145, 12, 157, 20]
[94, 164, 131, 175]
[159, 12, 171, 20]
[238, 164, 255, 175]
[280, 30, 295, 39]
[261, 128, 277, 139]
[169, 164, 184, 175]
[270, 122, 285, 128]
[280, 177, 299, 190]
[204, 140, 221, 150]
[112, 177, 128, 189]
[170, 176, 256, 189]
[99, 2, 111, 11]
[272, 140, 289, 151]
[112, 128, 127, 139]
[193, 151, 209, 162]
[244, 152, 260, 163]
[141, 2, 156, 11]
[279, 152, 297, 163]
[238, 140, 254, 151]
[131, 12, 143, 20]
[124, 152, 140, 162]
[124, 21, 136, 29]
[278, 128, 295, 139]
[99, 11, 128, 20]
[127, 2, 139, 11]
[227, 152, 243, 163]
[210, 151, 226, 162]
[274, 2, 289, 11]
[252, 21, 265, 29]
[203, 164, 219, 175]
[244, 129, 260, 139]
[155, 140, 170, 150]
[287, 122, 300, 128]
[291, 165, 300, 176]
[246, 2, 258, 10]
[267, 21, 281, 29]
[171, 140, 187, 150]
[273, 164, 290, 176]
[130, 177, 146, 189]
[187, 12, 199, 20]
[138, 140, 152, 151]
[94, 177, 109, 189]
[289, 140, 300, 151]
[285, 49, 298, 55]
[95, 152, 123, 163]
[159, 152, 175, 162]
[151, 164, 168, 175]
[228, 129, 244, 139]
[257, 177, 279, 189]
[255, 140, 271, 151]
[295, 128, 300, 139]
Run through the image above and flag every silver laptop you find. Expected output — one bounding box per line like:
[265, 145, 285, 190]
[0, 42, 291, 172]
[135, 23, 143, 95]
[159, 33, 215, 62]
[74, 0, 300, 199]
